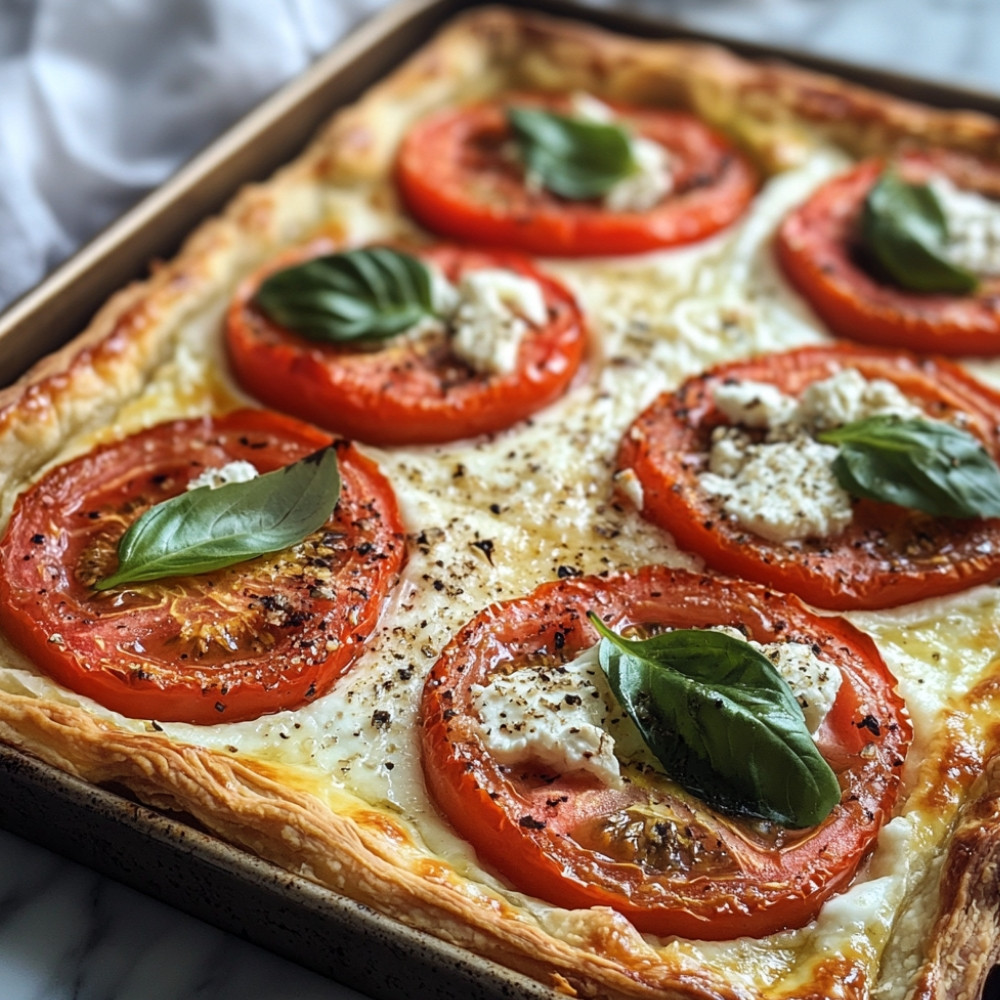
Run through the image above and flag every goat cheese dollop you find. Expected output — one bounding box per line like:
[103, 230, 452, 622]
[699, 368, 923, 543]
[447, 268, 548, 375]
[929, 174, 1000, 277]
[570, 92, 674, 213]
[472, 628, 842, 787]
[186, 460, 259, 491]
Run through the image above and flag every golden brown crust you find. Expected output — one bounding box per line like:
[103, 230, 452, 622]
[434, 8, 1000, 172]
[909, 750, 1000, 1000]
[0, 693, 730, 1000]
[1, 7, 1000, 1000]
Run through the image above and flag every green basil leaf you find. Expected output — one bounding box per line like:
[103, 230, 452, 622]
[818, 414, 1000, 518]
[94, 446, 342, 590]
[507, 107, 638, 201]
[253, 247, 436, 343]
[588, 614, 840, 828]
[861, 170, 978, 294]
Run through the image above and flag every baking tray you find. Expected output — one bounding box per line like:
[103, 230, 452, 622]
[0, 744, 556, 1000]
[2, 0, 1000, 997]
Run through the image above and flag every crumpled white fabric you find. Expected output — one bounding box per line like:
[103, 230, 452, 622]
[0, 0, 386, 310]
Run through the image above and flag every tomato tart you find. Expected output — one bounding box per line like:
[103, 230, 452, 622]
[2, 9, 1000, 1000]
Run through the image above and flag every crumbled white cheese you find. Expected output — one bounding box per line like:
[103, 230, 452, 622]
[570, 92, 674, 213]
[699, 369, 924, 543]
[471, 644, 625, 787]
[713, 380, 797, 429]
[704, 430, 747, 479]
[428, 262, 460, 316]
[760, 639, 843, 733]
[613, 467, 645, 509]
[604, 136, 674, 213]
[186, 460, 259, 491]
[700, 432, 852, 544]
[795, 368, 923, 431]
[569, 92, 617, 124]
[710, 626, 842, 734]
[449, 268, 548, 375]
[928, 174, 1000, 276]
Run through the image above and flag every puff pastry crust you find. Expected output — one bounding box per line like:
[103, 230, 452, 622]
[2, 8, 1000, 999]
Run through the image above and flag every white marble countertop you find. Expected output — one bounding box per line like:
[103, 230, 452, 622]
[1, 1, 999, 998]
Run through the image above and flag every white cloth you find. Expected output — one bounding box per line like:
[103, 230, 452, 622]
[0, 0, 384, 309]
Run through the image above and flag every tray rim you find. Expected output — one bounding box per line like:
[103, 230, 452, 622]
[0, 743, 560, 1000]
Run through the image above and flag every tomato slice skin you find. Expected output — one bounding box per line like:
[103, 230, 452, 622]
[420, 566, 910, 940]
[226, 244, 586, 446]
[618, 343, 1000, 611]
[776, 152, 1000, 355]
[396, 97, 758, 256]
[0, 409, 406, 725]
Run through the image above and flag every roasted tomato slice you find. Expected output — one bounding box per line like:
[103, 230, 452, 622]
[776, 151, 1000, 355]
[0, 409, 405, 724]
[617, 343, 1000, 610]
[395, 97, 757, 256]
[420, 566, 910, 940]
[226, 244, 586, 446]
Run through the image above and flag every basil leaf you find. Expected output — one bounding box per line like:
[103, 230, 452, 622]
[507, 107, 637, 201]
[818, 414, 1000, 518]
[861, 170, 978, 294]
[94, 446, 342, 590]
[588, 614, 840, 828]
[253, 247, 436, 343]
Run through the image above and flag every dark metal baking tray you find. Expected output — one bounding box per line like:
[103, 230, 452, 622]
[2, 1, 999, 997]
[0, 744, 555, 1000]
